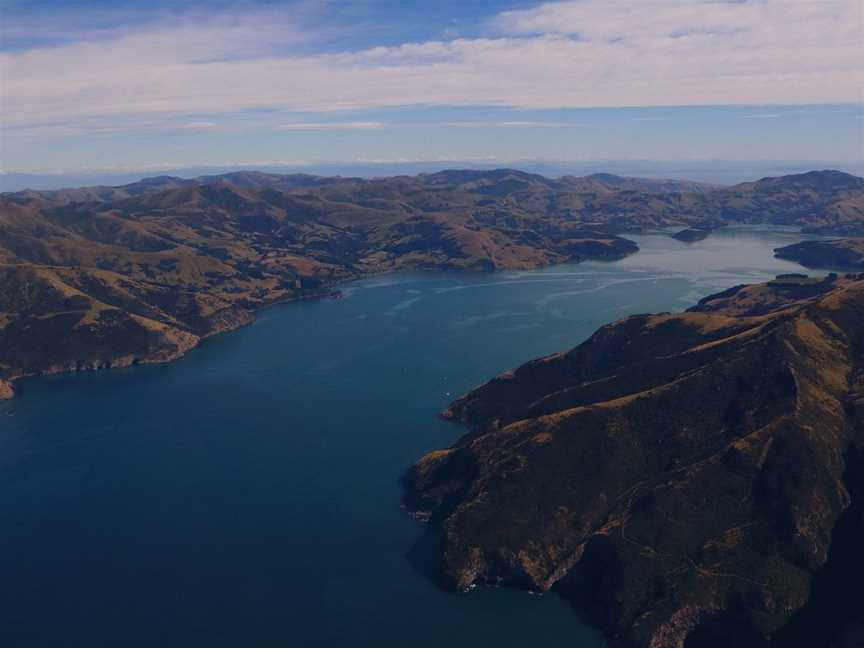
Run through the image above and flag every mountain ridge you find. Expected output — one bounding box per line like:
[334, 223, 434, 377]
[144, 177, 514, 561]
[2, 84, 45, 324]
[404, 273, 864, 648]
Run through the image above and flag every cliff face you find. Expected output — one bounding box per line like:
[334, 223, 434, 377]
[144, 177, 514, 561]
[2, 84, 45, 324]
[404, 275, 864, 648]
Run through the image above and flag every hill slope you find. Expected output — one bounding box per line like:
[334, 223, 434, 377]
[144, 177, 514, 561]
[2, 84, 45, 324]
[404, 274, 864, 648]
[0, 169, 645, 398]
[2, 168, 863, 398]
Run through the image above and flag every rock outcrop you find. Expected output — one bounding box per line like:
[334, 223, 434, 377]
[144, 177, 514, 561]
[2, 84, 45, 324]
[404, 275, 864, 648]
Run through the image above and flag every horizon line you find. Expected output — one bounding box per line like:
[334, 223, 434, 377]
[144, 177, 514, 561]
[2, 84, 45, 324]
[4, 157, 864, 177]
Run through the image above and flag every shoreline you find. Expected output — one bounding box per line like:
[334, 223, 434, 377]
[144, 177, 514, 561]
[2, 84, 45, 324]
[0, 286, 343, 401]
[2, 225, 832, 403]
[0, 247, 639, 401]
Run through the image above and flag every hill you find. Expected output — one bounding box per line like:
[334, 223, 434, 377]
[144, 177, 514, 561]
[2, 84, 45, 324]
[0, 169, 647, 398]
[404, 273, 864, 647]
[1, 168, 863, 398]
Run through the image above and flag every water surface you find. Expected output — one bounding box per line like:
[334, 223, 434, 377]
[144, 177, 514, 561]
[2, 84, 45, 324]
[0, 228, 822, 647]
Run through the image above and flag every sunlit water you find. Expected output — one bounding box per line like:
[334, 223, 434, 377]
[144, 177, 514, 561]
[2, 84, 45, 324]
[0, 227, 825, 647]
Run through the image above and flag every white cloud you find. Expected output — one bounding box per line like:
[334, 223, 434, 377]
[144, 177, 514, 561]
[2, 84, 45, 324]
[274, 120, 583, 130]
[0, 1, 861, 132]
[739, 113, 788, 119]
[495, 0, 855, 41]
[433, 121, 583, 128]
[3, 119, 219, 138]
[277, 122, 387, 130]
[738, 106, 864, 119]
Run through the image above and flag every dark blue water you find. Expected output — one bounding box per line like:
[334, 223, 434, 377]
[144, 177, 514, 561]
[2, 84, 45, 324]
[0, 228, 821, 647]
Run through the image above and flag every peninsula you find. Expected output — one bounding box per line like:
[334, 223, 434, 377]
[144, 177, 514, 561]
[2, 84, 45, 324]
[404, 273, 864, 647]
[774, 238, 864, 270]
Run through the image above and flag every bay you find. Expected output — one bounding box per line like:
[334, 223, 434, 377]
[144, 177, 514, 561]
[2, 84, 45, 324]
[0, 227, 823, 647]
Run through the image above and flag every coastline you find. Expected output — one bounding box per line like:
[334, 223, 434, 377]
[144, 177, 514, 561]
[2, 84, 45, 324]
[0, 246, 637, 401]
[0, 286, 341, 401]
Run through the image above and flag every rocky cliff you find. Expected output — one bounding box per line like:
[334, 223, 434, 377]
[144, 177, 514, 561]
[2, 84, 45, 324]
[404, 274, 864, 648]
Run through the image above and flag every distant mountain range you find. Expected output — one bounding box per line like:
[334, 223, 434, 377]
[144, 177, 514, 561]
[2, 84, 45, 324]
[4, 168, 718, 204]
[1, 167, 863, 399]
[4, 159, 863, 192]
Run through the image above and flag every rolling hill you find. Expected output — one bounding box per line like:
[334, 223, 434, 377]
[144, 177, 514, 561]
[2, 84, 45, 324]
[1, 168, 862, 399]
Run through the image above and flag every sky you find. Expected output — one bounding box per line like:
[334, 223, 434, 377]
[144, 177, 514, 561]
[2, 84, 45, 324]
[0, 0, 862, 173]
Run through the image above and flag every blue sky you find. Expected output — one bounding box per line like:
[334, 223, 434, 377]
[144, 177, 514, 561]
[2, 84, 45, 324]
[1, 0, 862, 172]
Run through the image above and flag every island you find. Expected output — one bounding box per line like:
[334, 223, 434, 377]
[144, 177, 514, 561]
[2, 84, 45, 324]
[403, 273, 864, 648]
[670, 223, 722, 243]
[1, 168, 863, 399]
